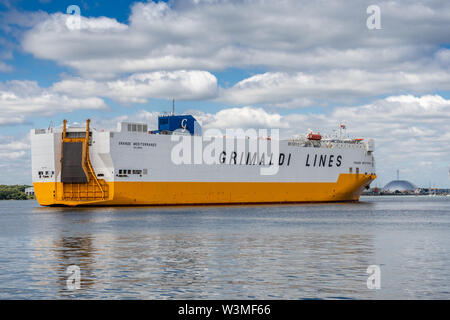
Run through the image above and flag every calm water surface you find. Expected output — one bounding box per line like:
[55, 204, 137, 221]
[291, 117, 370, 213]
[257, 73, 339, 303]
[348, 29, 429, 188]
[0, 196, 449, 299]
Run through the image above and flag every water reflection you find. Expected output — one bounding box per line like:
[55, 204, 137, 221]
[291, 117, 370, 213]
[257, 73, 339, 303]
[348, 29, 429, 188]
[54, 236, 96, 294]
[31, 226, 376, 298]
[2, 197, 448, 299]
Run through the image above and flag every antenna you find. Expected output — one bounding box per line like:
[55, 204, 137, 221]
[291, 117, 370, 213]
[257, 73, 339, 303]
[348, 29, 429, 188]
[397, 169, 399, 181]
[172, 99, 175, 115]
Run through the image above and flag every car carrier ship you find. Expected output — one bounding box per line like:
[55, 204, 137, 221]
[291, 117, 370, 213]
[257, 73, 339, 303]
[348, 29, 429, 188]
[30, 114, 376, 206]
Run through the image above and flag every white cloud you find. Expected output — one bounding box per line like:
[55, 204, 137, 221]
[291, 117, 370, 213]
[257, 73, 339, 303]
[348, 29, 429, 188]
[0, 115, 25, 125]
[0, 133, 31, 184]
[0, 8, 49, 75]
[52, 71, 218, 104]
[218, 70, 450, 107]
[0, 150, 25, 160]
[20, 0, 450, 77]
[16, 0, 450, 108]
[0, 80, 108, 126]
[194, 106, 287, 129]
[0, 134, 29, 163]
[0, 61, 13, 72]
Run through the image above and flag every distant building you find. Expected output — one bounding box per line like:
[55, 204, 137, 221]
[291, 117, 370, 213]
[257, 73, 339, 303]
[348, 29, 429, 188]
[381, 169, 417, 194]
[25, 187, 35, 197]
[382, 180, 417, 194]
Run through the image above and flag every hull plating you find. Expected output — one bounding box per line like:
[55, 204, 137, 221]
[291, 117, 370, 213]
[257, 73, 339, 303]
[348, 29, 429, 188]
[34, 173, 375, 206]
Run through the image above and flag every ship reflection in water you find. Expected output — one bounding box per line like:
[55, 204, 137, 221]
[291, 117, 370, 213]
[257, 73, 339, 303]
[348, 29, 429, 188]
[0, 196, 450, 299]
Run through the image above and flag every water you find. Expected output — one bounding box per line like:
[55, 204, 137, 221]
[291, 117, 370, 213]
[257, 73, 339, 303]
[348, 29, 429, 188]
[0, 196, 449, 299]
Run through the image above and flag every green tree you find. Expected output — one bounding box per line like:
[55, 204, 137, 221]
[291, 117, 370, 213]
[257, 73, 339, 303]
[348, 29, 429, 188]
[0, 185, 32, 200]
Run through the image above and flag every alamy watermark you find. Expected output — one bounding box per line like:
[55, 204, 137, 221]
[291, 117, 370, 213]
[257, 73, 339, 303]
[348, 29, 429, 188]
[66, 5, 81, 30]
[66, 265, 81, 290]
[170, 128, 282, 176]
[366, 265, 381, 289]
[366, 5, 381, 30]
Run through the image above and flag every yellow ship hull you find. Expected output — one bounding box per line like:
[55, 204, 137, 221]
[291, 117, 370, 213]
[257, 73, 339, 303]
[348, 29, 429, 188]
[33, 173, 376, 207]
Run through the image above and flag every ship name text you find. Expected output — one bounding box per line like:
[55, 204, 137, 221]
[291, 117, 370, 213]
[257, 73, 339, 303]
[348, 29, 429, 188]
[118, 141, 157, 149]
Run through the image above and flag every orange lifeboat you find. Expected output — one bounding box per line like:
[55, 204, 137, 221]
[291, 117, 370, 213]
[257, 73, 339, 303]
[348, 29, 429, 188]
[307, 132, 322, 141]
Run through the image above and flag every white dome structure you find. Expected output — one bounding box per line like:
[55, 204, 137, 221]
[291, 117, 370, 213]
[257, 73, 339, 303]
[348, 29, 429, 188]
[382, 180, 417, 193]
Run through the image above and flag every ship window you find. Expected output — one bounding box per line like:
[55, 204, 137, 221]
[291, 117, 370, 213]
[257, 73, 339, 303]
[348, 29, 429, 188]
[143, 125, 148, 132]
[127, 124, 131, 131]
[143, 169, 148, 175]
[128, 170, 131, 174]
[356, 167, 359, 174]
[132, 124, 137, 132]
[119, 170, 123, 174]
[349, 167, 353, 173]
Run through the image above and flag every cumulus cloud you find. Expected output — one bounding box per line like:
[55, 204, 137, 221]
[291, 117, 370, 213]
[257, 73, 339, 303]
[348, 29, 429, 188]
[0, 135, 29, 161]
[0, 8, 48, 75]
[0, 61, 13, 72]
[15, 0, 450, 108]
[20, 0, 450, 76]
[218, 70, 450, 107]
[52, 71, 218, 104]
[194, 106, 288, 129]
[0, 80, 108, 126]
[0, 115, 26, 126]
[0, 134, 32, 184]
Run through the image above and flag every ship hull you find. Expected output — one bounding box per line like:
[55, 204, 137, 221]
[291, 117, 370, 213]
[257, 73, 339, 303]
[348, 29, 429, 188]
[33, 173, 375, 206]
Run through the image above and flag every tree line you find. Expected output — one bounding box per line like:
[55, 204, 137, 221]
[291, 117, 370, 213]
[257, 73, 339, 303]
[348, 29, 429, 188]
[0, 185, 33, 200]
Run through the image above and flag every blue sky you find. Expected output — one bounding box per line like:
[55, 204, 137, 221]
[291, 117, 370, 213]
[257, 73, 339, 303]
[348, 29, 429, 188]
[0, 0, 450, 187]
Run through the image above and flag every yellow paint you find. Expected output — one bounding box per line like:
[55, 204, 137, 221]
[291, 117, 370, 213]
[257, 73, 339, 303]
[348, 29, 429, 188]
[60, 118, 108, 201]
[33, 173, 376, 207]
